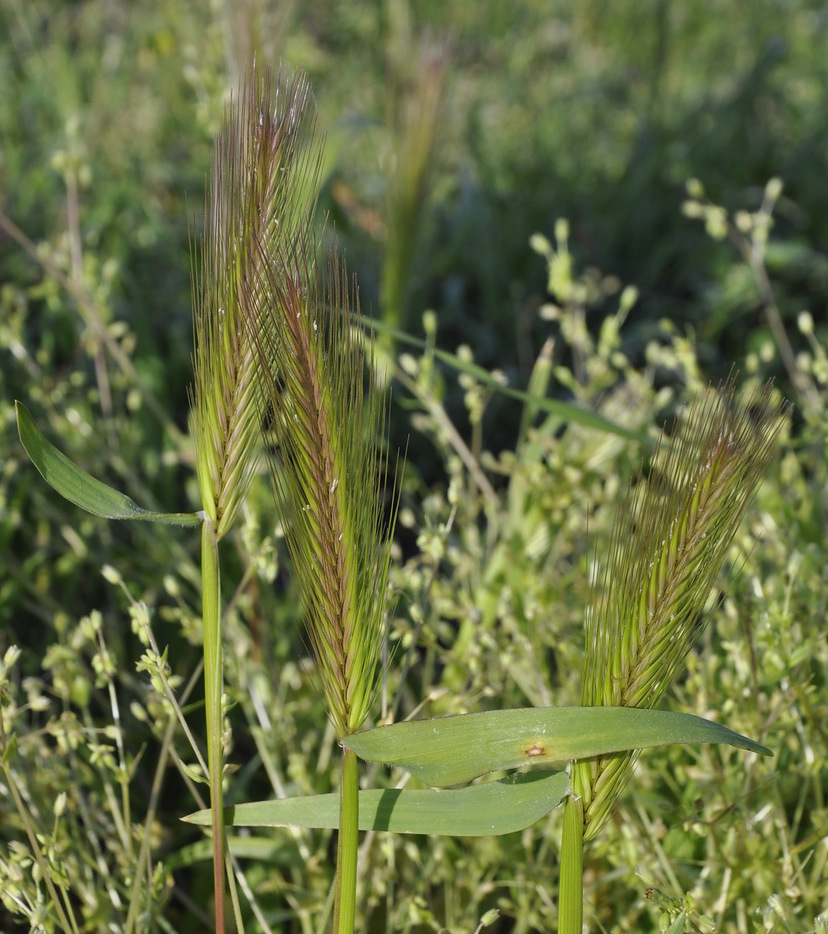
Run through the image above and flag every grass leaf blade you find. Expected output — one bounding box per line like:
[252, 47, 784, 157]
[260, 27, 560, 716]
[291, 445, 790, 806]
[360, 315, 649, 443]
[347, 707, 771, 787]
[15, 402, 200, 526]
[182, 771, 569, 836]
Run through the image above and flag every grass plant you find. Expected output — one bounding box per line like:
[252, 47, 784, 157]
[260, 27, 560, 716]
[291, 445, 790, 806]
[250, 237, 400, 932]
[562, 380, 790, 931]
[379, 30, 449, 336]
[189, 63, 321, 932]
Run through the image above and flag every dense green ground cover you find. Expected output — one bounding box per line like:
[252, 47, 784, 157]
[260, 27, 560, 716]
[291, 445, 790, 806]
[1, 1, 826, 931]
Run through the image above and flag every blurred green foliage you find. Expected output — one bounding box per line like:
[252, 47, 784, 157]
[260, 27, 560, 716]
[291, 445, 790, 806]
[1, 0, 826, 931]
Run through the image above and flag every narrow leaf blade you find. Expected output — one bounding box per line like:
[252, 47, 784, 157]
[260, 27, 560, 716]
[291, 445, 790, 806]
[360, 316, 649, 443]
[347, 707, 771, 787]
[15, 402, 200, 526]
[182, 770, 569, 836]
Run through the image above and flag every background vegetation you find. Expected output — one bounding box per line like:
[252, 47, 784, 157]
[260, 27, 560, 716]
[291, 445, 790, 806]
[1, 0, 826, 931]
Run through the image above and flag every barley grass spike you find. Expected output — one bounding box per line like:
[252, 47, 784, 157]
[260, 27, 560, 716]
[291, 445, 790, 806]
[191, 66, 322, 539]
[574, 380, 789, 841]
[251, 236, 398, 738]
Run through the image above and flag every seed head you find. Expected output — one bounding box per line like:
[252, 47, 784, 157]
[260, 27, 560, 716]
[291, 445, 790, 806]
[575, 380, 790, 840]
[190, 65, 321, 539]
[250, 232, 400, 737]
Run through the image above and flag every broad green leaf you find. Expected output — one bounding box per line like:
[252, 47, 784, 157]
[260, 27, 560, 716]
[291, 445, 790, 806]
[347, 707, 772, 787]
[361, 316, 649, 443]
[183, 770, 569, 836]
[15, 402, 201, 526]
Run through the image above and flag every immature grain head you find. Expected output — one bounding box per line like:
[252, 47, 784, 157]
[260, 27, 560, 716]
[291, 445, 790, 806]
[249, 230, 400, 738]
[574, 379, 789, 840]
[190, 64, 321, 539]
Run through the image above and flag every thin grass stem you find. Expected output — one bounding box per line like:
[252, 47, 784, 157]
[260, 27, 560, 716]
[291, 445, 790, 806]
[228, 844, 271, 934]
[334, 745, 359, 933]
[202, 517, 226, 933]
[227, 849, 245, 934]
[99, 630, 133, 858]
[124, 660, 202, 934]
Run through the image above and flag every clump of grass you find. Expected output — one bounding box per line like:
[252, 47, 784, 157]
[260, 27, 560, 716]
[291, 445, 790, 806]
[559, 379, 790, 931]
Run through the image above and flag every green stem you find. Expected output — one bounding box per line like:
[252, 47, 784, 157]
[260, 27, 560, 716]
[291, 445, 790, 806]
[559, 793, 584, 934]
[333, 745, 359, 933]
[202, 518, 226, 934]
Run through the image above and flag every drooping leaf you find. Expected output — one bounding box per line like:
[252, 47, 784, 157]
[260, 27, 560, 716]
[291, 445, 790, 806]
[15, 402, 201, 526]
[347, 707, 771, 787]
[183, 770, 569, 836]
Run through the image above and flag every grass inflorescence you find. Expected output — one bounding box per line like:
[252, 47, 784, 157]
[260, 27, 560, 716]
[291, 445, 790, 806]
[574, 379, 791, 841]
[191, 65, 321, 540]
[251, 243, 398, 738]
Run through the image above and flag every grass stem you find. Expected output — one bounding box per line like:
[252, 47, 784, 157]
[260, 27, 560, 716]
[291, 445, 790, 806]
[559, 794, 584, 934]
[202, 517, 226, 933]
[334, 745, 359, 933]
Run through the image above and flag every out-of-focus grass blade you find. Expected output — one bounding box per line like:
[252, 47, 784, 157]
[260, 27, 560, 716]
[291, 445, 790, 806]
[165, 835, 300, 870]
[183, 770, 569, 836]
[15, 402, 201, 526]
[361, 316, 649, 444]
[348, 707, 772, 787]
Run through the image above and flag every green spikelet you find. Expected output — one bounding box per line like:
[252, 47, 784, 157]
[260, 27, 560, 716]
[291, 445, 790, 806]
[574, 380, 789, 841]
[191, 64, 321, 539]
